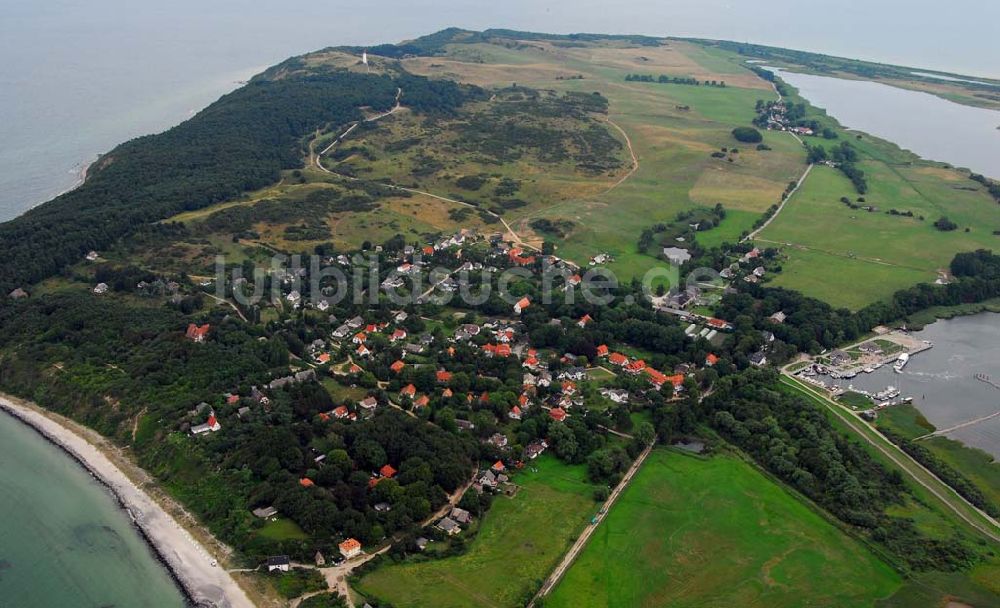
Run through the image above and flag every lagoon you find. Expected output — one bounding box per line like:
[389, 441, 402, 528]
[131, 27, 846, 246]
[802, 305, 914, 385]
[769, 67, 1000, 179]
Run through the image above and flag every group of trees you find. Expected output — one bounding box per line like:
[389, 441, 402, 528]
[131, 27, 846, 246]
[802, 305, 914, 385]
[806, 141, 867, 193]
[731, 126, 763, 143]
[625, 74, 726, 87]
[0, 68, 478, 296]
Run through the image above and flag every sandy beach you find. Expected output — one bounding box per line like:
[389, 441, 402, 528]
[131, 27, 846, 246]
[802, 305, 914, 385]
[0, 394, 255, 608]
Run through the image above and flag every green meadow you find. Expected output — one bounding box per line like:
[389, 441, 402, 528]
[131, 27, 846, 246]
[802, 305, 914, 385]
[546, 449, 901, 608]
[757, 88, 1000, 309]
[355, 454, 600, 608]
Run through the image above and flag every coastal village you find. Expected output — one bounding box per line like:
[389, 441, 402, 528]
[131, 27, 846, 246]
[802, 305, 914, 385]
[136, 226, 735, 605]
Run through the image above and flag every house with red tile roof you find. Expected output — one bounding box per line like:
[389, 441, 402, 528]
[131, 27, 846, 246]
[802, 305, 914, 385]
[400, 384, 417, 398]
[608, 352, 628, 366]
[705, 353, 719, 366]
[390, 360, 405, 373]
[414, 394, 430, 408]
[390, 328, 407, 342]
[299, 478, 315, 488]
[442, 387, 453, 398]
[436, 370, 453, 383]
[185, 323, 211, 343]
[513, 296, 531, 314]
[625, 359, 647, 374]
[509, 405, 522, 420]
[380, 464, 397, 479]
[577, 314, 593, 328]
[644, 368, 668, 389]
[355, 345, 371, 358]
[333, 405, 349, 419]
[353, 332, 367, 344]
[596, 344, 609, 357]
[548, 407, 567, 422]
[339, 538, 362, 559]
[666, 374, 685, 391]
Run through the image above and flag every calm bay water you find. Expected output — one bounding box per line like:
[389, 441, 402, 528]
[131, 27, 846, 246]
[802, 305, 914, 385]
[0, 413, 187, 607]
[769, 67, 1000, 179]
[819, 314, 1000, 459]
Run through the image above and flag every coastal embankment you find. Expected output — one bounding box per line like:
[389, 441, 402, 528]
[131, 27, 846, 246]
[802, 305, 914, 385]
[0, 393, 255, 608]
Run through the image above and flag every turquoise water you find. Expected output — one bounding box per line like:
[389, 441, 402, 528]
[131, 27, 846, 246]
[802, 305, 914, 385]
[0, 412, 187, 608]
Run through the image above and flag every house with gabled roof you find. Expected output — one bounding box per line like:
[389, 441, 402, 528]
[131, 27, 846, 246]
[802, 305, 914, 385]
[339, 538, 362, 559]
[185, 323, 211, 343]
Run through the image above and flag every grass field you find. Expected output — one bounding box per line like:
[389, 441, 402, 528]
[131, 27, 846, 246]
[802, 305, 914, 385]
[256, 517, 309, 542]
[355, 454, 600, 608]
[546, 449, 901, 608]
[756, 86, 1000, 308]
[395, 38, 806, 279]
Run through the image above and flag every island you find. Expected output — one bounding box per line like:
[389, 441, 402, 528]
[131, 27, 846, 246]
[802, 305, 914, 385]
[1, 28, 998, 608]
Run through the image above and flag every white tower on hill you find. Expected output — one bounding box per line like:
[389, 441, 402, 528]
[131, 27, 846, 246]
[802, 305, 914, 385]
[362, 50, 368, 65]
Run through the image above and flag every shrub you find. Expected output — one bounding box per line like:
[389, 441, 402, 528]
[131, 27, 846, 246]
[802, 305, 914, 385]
[731, 126, 763, 143]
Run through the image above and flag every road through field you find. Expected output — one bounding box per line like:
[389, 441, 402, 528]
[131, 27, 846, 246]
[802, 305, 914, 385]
[745, 162, 813, 242]
[529, 442, 654, 607]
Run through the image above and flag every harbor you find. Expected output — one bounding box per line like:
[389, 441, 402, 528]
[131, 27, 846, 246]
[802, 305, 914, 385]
[790, 315, 1000, 459]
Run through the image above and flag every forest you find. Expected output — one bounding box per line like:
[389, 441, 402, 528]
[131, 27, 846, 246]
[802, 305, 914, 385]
[0, 69, 477, 296]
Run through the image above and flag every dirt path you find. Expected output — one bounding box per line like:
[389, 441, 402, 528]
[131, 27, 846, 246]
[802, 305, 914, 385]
[529, 442, 654, 606]
[604, 117, 639, 193]
[205, 292, 249, 323]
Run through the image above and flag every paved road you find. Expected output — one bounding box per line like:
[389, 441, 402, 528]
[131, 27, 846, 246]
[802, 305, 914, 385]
[782, 375, 1000, 543]
[529, 442, 654, 606]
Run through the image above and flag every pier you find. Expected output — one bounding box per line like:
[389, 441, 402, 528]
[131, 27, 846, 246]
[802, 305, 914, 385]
[914, 374, 1000, 440]
[975, 373, 1000, 391]
[916, 408, 1000, 440]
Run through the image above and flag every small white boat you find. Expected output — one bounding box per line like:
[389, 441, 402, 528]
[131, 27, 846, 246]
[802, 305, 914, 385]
[893, 353, 910, 373]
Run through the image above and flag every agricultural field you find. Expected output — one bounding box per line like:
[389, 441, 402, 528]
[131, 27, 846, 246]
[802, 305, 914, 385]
[355, 454, 601, 608]
[545, 449, 901, 608]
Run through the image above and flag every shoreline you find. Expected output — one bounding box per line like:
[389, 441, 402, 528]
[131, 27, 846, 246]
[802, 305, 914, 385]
[0, 393, 255, 608]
